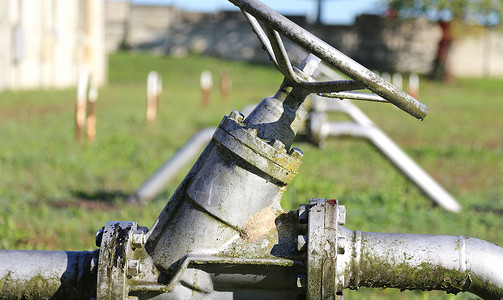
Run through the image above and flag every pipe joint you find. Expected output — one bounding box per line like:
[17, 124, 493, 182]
[300, 199, 503, 299]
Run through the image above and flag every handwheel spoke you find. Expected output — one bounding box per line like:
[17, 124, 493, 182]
[229, 0, 428, 120]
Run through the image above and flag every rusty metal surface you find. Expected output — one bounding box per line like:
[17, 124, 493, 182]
[301, 199, 503, 299]
[302, 199, 345, 299]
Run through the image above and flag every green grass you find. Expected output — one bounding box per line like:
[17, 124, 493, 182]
[1, 52, 502, 299]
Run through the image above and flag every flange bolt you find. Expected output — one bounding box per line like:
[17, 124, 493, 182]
[271, 139, 286, 152]
[298, 235, 308, 252]
[127, 260, 141, 276]
[298, 204, 308, 224]
[132, 230, 145, 249]
[289, 147, 303, 160]
[338, 205, 346, 225]
[296, 273, 307, 288]
[95, 228, 104, 247]
[228, 110, 244, 123]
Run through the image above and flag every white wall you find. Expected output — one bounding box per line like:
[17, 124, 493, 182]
[0, 0, 107, 91]
[449, 29, 503, 77]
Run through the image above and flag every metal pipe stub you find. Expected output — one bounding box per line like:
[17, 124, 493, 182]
[0, 249, 98, 299]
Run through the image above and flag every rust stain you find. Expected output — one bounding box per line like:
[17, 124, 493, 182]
[240, 207, 277, 243]
[327, 199, 337, 206]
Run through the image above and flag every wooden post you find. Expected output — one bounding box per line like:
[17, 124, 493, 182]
[86, 79, 98, 143]
[146, 71, 162, 122]
[219, 69, 231, 102]
[381, 72, 391, 83]
[392, 73, 403, 90]
[76, 70, 98, 144]
[75, 71, 89, 143]
[200, 70, 212, 108]
[408, 73, 419, 99]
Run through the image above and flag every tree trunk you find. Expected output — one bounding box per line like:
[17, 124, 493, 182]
[431, 20, 453, 81]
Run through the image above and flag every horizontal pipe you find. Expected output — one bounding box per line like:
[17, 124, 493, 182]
[338, 228, 503, 299]
[0, 249, 98, 299]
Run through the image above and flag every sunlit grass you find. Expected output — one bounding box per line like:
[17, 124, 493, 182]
[0, 52, 501, 299]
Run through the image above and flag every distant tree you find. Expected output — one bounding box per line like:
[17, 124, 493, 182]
[383, 0, 503, 80]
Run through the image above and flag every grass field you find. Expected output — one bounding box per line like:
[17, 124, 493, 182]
[1, 52, 502, 299]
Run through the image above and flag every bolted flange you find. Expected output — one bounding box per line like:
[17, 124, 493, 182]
[303, 199, 346, 299]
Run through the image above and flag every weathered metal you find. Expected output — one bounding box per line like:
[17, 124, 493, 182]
[142, 56, 317, 289]
[233, 0, 428, 119]
[0, 249, 98, 299]
[335, 221, 503, 299]
[302, 199, 503, 299]
[1, 1, 501, 299]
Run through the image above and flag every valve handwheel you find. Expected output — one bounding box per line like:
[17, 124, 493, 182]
[229, 0, 428, 120]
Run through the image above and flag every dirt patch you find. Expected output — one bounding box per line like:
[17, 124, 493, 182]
[46, 199, 119, 211]
[240, 206, 277, 243]
[0, 102, 73, 123]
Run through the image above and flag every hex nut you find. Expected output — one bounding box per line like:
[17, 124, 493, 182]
[132, 231, 145, 249]
[338, 205, 346, 225]
[289, 147, 304, 160]
[270, 139, 286, 152]
[127, 260, 141, 276]
[298, 204, 308, 224]
[298, 54, 321, 77]
[95, 228, 104, 247]
[296, 273, 306, 288]
[228, 110, 244, 123]
[337, 236, 346, 254]
[297, 235, 307, 252]
[247, 127, 258, 136]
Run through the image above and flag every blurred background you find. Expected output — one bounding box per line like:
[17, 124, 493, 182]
[0, 0, 502, 298]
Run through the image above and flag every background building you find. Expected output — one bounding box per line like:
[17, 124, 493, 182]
[0, 0, 107, 91]
[105, 1, 503, 78]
